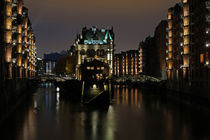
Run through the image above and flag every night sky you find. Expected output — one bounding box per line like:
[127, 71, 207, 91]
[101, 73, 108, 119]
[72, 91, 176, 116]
[24, 0, 179, 57]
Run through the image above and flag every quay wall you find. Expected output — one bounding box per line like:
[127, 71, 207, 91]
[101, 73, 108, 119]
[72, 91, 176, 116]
[0, 79, 37, 123]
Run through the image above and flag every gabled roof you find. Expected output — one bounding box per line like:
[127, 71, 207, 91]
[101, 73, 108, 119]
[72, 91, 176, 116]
[76, 26, 114, 45]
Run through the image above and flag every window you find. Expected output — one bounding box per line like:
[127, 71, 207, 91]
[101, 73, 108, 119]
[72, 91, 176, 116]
[169, 31, 172, 37]
[168, 62, 173, 69]
[184, 17, 189, 26]
[183, 56, 189, 67]
[6, 4, 12, 16]
[168, 53, 172, 59]
[183, 5, 189, 17]
[183, 0, 187, 3]
[184, 46, 189, 54]
[200, 54, 204, 63]
[6, 17, 12, 30]
[184, 36, 189, 45]
[168, 21, 172, 29]
[168, 45, 172, 52]
[17, 44, 22, 53]
[5, 31, 12, 43]
[184, 27, 189, 35]
[168, 38, 172, 45]
[168, 12, 172, 20]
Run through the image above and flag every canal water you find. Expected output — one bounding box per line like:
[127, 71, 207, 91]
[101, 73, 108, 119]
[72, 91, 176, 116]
[1, 85, 210, 140]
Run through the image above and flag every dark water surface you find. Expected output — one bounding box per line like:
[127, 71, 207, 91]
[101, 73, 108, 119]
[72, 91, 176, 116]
[1, 85, 210, 140]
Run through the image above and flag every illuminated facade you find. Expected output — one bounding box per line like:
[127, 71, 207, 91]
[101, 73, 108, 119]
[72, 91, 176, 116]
[166, 0, 210, 90]
[0, 0, 37, 80]
[114, 50, 139, 77]
[74, 26, 114, 80]
[166, 4, 183, 84]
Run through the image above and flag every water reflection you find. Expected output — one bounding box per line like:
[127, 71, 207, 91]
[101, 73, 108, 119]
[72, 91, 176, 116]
[114, 85, 140, 107]
[1, 85, 210, 140]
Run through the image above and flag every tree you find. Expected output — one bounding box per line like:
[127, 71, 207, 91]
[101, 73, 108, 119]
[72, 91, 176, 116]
[53, 55, 76, 76]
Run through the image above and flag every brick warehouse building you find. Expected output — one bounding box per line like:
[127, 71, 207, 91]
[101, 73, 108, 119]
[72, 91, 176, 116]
[114, 50, 139, 77]
[166, 0, 210, 91]
[0, 0, 37, 81]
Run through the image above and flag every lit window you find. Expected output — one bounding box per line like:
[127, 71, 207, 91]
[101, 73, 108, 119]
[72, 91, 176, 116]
[184, 27, 189, 35]
[183, 5, 189, 17]
[168, 31, 172, 37]
[184, 36, 189, 45]
[168, 45, 172, 52]
[168, 38, 172, 45]
[168, 62, 173, 69]
[6, 17, 12, 30]
[168, 21, 172, 29]
[184, 17, 189, 26]
[168, 53, 172, 59]
[6, 4, 12, 16]
[5, 31, 12, 43]
[183, 56, 189, 67]
[184, 46, 189, 54]
[91, 67, 94, 70]
[168, 12, 172, 20]
[87, 67, 90, 70]
[183, 0, 187, 3]
[200, 54, 204, 63]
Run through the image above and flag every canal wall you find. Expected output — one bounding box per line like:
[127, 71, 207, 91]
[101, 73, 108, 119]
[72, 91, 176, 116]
[0, 79, 37, 124]
[114, 80, 210, 110]
[165, 82, 210, 111]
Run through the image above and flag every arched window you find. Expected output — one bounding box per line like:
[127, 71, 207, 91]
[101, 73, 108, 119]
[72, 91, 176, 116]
[90, 49, 96, 57]
[97, 49, 100, 56]
[100, 50, 105, 56]
[80, 49, 86, 55]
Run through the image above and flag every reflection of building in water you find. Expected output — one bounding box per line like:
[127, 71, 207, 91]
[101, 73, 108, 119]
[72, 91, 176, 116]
[74, 26, 115, 80]
[17, 96, 36, 140]
[114, 85, 140, 107]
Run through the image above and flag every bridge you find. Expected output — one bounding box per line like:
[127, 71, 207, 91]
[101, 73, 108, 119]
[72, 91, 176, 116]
[35, 75, 68, 83]
[113, 74, 162, 83]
